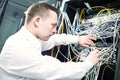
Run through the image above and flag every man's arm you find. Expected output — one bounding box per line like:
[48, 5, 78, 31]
[41, 34, 96, 51]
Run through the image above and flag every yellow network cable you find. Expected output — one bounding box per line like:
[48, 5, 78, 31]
[117, 9, 120, 13]
[101, 64, 115, 80]
[96, 8, 110, 24]
[58, 13, 64, 34]
[79, 6, 106, 23]
[79, 8, 85, 23]
[96, 8, 117, 25]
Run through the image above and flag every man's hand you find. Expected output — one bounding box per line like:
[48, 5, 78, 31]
[85, 49, 101, 65]
[78, 35, 96, 47]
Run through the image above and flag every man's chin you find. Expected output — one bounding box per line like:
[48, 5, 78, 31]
[44, 39, 49, 41]
[43, 37, 50, 41]
[42, 36, 51, 41]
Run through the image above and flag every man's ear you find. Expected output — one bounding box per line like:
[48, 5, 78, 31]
[34, 16, 40, 27]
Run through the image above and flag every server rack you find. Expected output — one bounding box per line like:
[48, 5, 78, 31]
[54, 0, 120, 80]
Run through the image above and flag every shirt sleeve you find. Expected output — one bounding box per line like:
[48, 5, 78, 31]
[41, 34, 79, 51]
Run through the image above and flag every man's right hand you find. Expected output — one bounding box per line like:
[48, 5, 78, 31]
[85, 49, 101, 65]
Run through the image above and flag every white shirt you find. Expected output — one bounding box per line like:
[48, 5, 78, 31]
[0, 26, 93, 80]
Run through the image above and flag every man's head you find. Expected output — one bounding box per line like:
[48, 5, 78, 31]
[24, 2, 59, 41]
[25, 2, 59, 24]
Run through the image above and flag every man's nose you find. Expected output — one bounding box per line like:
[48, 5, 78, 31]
[53, 28, 57, 34]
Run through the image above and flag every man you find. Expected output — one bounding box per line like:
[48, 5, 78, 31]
[0, 2, 101, 80]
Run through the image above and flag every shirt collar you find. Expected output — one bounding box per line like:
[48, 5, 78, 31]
[20, 26, 41, 50]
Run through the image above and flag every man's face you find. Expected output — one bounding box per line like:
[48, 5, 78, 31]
[36, 10, 57, 41]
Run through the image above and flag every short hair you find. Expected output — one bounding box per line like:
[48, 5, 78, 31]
[25, 2, 59, 24]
